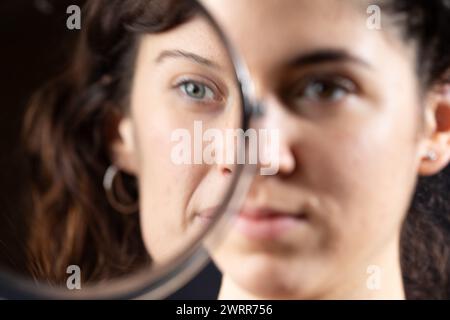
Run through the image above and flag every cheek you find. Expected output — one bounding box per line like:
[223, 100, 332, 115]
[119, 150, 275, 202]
[303, 104, 419, 253]
[130, 92, 211, 258]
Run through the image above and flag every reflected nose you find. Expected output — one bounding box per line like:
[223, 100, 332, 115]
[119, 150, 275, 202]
[218, 162, 233, 176]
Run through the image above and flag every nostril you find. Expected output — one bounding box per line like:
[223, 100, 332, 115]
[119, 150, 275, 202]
[221, 167, 232, 176]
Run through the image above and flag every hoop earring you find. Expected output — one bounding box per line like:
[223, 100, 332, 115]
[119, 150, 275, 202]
[103, 165, 139, 214]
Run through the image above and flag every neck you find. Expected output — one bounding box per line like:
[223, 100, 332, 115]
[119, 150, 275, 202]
[218, 238, 405, 300]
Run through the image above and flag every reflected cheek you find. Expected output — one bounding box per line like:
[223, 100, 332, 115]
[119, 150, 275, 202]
[131, 114, 198, 247]
[137, 143, 209, 260]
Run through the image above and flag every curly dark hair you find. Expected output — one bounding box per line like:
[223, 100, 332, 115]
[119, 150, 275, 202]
[22, 0, 450, 298]
[382, 0, 450, 299]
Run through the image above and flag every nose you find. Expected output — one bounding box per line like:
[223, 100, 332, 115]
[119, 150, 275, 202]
[248, 96, 297, 177]
[218, 162, 233, 176]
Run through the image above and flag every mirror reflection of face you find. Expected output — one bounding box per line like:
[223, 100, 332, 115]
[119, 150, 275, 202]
[199, 0, 450, 299]
[119, 14, 241, 264]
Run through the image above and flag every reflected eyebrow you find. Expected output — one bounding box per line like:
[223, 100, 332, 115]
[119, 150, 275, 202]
[155, 49, 220, 69]
[287, 49, 372, 69]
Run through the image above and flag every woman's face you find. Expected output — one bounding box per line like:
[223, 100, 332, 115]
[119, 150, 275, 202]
[116, 14, 242, 264]
[194, 0, 446, 298]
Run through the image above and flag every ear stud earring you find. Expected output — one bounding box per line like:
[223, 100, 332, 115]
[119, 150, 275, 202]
[425, 150, 438, 161]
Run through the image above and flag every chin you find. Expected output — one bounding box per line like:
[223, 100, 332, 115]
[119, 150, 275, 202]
[217, 251, 324, 299]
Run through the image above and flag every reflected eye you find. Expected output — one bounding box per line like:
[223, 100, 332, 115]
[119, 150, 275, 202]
[172, 76, 226, 113]
[178, 80, 218, 102]
[292, 76, 356, 105]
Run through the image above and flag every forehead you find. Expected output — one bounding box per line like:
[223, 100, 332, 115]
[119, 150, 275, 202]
[201, 0, 386, 71]
[137, 14, 232, 70]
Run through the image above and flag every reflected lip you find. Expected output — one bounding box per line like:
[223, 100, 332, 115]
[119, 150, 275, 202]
[236, 207, 309, 240]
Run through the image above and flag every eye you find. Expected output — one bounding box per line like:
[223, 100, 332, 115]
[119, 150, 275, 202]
[292, 76, 357, 105]
[177, 80, 219, 102]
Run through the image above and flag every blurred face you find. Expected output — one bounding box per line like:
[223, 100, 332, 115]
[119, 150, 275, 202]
[117, 14, 241, 264]
[199, 0, 432, 298]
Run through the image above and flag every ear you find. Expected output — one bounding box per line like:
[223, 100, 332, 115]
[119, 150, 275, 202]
[106, 110, 139, 175]
[418, 84, 450, 176]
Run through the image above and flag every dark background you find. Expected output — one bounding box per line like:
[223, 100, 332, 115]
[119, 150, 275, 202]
[0, 0, 221, 299]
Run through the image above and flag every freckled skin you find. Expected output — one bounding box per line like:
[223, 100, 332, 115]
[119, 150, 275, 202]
[116, 15, 241, 264]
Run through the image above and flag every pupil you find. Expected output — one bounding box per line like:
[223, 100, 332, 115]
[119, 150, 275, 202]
[187, 82, 204, 97]
[314, 82, 333, 98]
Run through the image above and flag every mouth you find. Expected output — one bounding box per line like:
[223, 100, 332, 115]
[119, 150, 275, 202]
[236, 207, 309, 241]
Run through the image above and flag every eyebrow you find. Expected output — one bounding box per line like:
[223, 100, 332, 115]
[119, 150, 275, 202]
[155, 49, 220, 69]
[287, 49, 372, 69]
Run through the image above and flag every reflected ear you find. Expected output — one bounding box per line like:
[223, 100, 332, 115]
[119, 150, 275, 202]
[107, 111, 139, 175]
[418, 84, 450, 176]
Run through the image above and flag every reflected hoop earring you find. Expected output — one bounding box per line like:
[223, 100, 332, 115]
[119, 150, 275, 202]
[103, 165, 139, 214]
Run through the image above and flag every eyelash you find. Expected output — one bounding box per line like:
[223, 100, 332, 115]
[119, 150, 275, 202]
[289, 75, 358, 106]
[173, 78, 223, 104]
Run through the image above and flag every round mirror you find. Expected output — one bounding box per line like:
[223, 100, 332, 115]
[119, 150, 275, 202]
[0, 0, 255, 299]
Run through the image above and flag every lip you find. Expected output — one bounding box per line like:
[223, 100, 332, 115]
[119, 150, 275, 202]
[235, 207, 309, 241]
